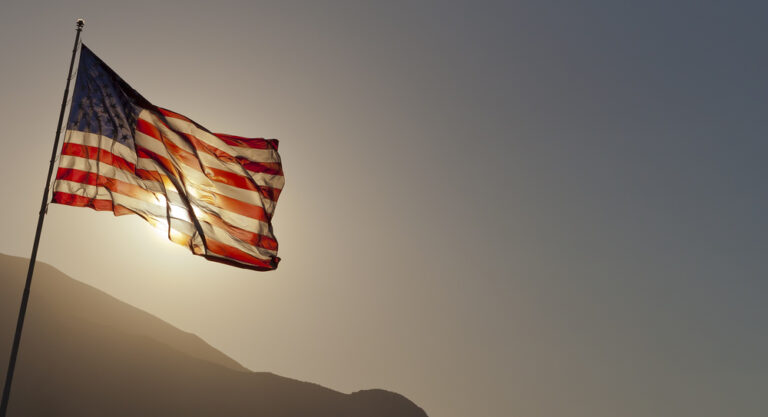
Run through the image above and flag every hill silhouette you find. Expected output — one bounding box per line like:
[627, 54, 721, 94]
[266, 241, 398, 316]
[0, 254, 427, 416]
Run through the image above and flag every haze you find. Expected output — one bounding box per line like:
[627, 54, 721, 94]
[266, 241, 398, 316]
[1, 2, 766, 417]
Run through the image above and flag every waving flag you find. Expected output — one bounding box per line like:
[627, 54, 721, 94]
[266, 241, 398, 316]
[52, 44, 284, 270]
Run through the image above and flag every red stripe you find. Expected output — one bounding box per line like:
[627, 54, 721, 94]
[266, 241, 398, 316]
[137, 120, 282, 202]
[156, 107, 191, 122]
[60, 142, 168, 184]
[54, 192, 277, 270]
[212, 192, 270, 222]
[58, 163, 271, 229]
[204, 238, 277, 270]
[53, 190, 276, 269]
[53, 191, 114, 211]
[176, 130, 282, 186]
[183, 131, 283, 176]
[136, 118, 163, 142]
[136, 119, 204, 171]
[61, 143, 136, 172]
[137, 148, 170, 167]
[131, 149, 273, 223]
[137, 148, 182, 179]
[165, 136, 205, 171]
[260, 186, 281, 201]
[213, 133, 279, 150]
[73, 145, 272, 224]
[136, 147, 274, 221]
[62, 132, 276, 222]
[55, 179, 272, 251]
[240, 160, 284, 176]
[56, 168, 158, 203]
[197, 210, 278, 251]
[144, 112, 282, 173]
[157, 107, 279, 151]
[181, 132, 245, 165]
[204, 166, 282, 202]
[136, 168, 164, 182]
[52, 191, 139, 217]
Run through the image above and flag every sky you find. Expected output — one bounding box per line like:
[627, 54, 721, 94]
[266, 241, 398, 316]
[1, 1, 767, 416]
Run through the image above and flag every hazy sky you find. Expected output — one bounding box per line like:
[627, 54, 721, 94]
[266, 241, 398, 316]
[1, 1, 767, 417]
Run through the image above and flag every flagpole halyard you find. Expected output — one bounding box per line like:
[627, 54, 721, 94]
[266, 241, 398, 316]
[0, 19, 84, 417]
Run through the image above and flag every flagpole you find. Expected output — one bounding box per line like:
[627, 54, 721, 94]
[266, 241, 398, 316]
[0, 19, 84, 417]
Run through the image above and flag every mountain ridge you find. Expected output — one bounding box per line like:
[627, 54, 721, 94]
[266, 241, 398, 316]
[0, 253, 427, 417]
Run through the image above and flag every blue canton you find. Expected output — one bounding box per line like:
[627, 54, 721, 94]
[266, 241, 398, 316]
[67, 45, 146, 148]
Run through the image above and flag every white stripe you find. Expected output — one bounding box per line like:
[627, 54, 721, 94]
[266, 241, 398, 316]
[58, 155, 193, 222]
[150, 111, 279, 162]
[53, 180, 168, 219]
[197, 151, 285, 190]
[64, 130, 137, 164]
[58, 155, 165, 194]
[191, 201, 271, 237]
[155, 217, 198, 237]
[62, 128, 276, 236]
[54, 180, 198, 238]
[54, 179, 271, 259]
[135, 115, 284, 191]
[134, 130, 174, 161]
[58, 151, 272, 235]
[58, 154, 195, 224]
[152, 208, 274, 259]
[54, 181, 270, 260]
[64, 126, 282, 193]
[198, 221, 277, 258]
[135, 130, 275, 213]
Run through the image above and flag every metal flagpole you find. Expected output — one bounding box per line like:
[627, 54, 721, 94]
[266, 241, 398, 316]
[0, 19, 84, 417]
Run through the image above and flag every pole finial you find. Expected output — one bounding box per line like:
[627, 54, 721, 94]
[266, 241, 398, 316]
[76, 19, 84, 30]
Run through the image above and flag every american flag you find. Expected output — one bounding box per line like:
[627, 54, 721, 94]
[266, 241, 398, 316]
[52, 44, 284, 271]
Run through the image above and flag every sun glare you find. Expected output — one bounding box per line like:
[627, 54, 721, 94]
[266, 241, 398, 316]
[169, 204, 190, 221]
[146, 192, 192, 243]
[150, 219, 170, 240]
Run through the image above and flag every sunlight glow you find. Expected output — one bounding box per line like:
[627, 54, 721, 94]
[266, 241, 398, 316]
[149, 219, 169, 240]
[169, 204, 190, 221]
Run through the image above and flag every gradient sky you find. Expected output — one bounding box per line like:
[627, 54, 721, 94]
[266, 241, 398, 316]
[1, 2, 767, 417]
